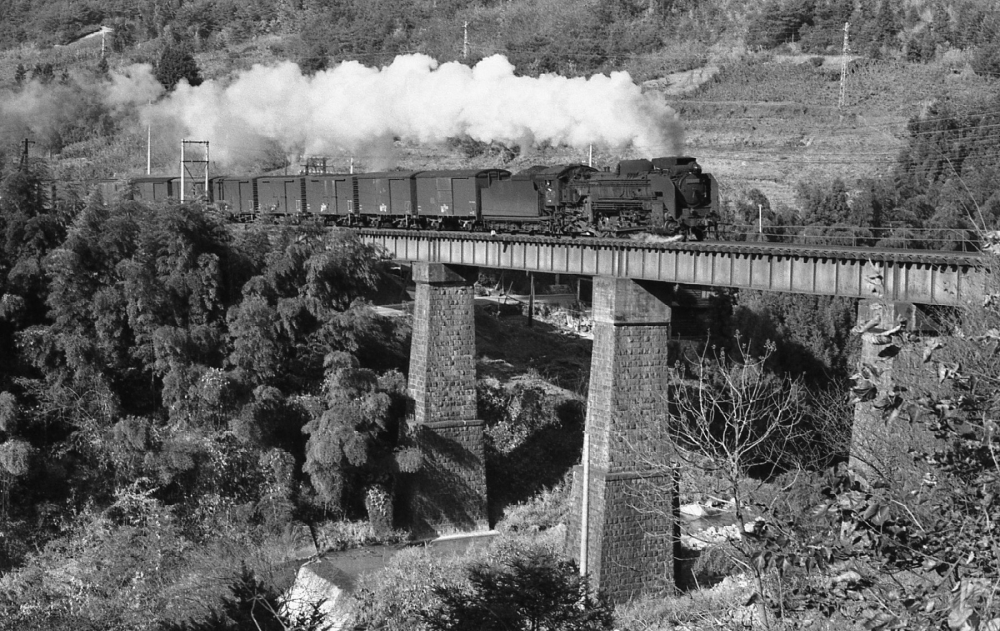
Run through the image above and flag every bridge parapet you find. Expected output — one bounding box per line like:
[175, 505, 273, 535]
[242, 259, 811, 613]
[359, 230, 986, 306]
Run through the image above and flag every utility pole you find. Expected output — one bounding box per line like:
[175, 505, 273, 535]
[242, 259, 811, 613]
[147, 126, 152, 175]
[463, 21, 469, 60]
[180, 140, 209, 202]
[839, 22, 850, 109]
[579, 428, 590, 577]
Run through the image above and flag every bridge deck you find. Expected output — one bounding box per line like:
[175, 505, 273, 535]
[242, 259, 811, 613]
[358, 230, 988, 306]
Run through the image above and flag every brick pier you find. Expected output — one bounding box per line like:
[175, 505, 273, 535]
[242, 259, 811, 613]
[407, 262, 488, 537]
[567, 277, 678, 603]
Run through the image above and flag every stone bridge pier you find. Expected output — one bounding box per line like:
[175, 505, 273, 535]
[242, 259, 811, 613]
[403, 267, 683, 600]
[406, 262, 488, 537]
[566, 277, 678, 603]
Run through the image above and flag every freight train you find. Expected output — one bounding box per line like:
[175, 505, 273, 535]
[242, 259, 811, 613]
[101, 156, 718, 239]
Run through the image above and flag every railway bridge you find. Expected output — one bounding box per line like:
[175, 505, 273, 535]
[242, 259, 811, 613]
[357, 229, 987, 602]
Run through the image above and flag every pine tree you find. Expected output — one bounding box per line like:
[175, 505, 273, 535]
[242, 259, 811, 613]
[154, 44, 203, 91]
[872, 0, 900, 49]
[31, 63, 54, 84]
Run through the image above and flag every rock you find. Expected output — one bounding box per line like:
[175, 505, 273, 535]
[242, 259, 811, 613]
[680, 503, 707, 518]
[831, 570, 863, 586]
[282, 560, 351, 630]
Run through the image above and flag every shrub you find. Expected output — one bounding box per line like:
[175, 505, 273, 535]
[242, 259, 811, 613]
[348, 546, 477, 631]
[496, 479, 571, 534]
[420, 546, 613, 631]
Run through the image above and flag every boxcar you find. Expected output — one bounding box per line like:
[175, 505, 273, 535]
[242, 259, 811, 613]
[131, 176, 177, 203]
[255, 175, 306, 216]
[415, 169, 511, 228]
[91, 178, 126, 203]
[212, 176, 255, 216]
[176, 177, 210, 202]
[304, 173, 354, 221]
[354, 171, 418, 225]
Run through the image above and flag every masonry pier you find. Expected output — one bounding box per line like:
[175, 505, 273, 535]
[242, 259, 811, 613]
[406, 262, 488, 536]
[567, 277, 678, 603]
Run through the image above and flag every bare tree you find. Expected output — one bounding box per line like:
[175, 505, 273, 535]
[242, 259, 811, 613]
[620, 339, 825, 628]
[662, 340, 807, 525]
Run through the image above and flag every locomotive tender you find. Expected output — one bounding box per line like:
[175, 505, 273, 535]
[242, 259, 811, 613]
[123, 156, 718, 239]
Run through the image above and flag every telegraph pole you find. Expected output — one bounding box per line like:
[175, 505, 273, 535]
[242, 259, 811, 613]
[839, 22, 850, 109]
[463, 21, 469, 60]
[146, 99, 152, 175]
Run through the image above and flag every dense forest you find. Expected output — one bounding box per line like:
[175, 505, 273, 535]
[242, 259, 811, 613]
[1, 0, 1000, 77]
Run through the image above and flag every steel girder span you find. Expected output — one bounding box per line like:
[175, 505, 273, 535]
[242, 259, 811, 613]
[357, 230, 988, 307]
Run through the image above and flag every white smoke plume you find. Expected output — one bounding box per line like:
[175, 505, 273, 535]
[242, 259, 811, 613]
[0, 64, 162, 156]
[104, 64, 165, 111]
[151, 54, 684, 167]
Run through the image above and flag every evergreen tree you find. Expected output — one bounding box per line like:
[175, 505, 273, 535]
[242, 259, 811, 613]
[31, 63, 54, 84]
[226, 228, 381, 392]
[154, 44, 203, 91]
[871, 0, 900, 51]
[13, 63, 26, 88]
[745, 0, 815, 50]
[301, 352, 417, 522]
[298, 41, 329, 76]
[109, 18, 136, 53]
[797, 178, 851, 227]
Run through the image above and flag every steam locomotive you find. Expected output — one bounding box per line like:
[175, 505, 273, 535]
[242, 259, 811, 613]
[120, 156, 718, 239]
